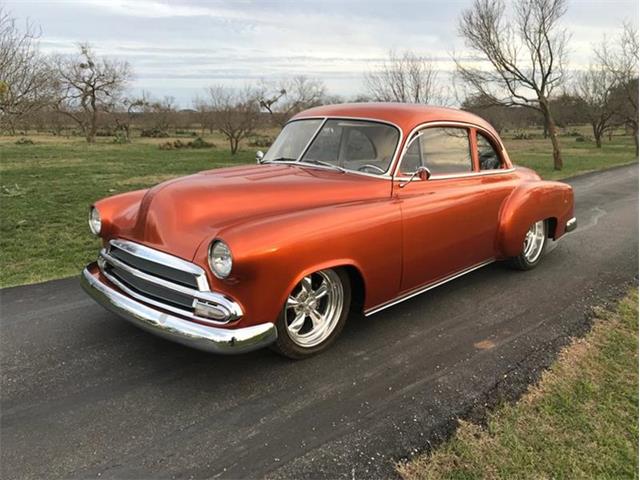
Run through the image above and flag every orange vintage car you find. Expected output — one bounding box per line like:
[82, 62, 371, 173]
[81, 103, 576, 358]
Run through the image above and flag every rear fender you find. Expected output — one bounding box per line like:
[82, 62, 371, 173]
[497, 181, 574, 258]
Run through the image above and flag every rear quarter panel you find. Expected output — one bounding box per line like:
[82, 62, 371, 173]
[497, 176, 574, 258]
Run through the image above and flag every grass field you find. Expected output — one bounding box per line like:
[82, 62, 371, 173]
[0, 130, 637, 287]
[398, 289, 639, 479]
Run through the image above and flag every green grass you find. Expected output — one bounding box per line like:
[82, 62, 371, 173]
[0, 131, 636, 287]
[503, 133, 637, 180]
[0, 136, 253, 287]
[398, 289, 639, 480]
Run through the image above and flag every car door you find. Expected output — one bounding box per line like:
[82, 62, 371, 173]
[393, 125, 508, 293]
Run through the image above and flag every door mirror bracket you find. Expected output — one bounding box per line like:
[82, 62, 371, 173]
[399, 166, 431, 188]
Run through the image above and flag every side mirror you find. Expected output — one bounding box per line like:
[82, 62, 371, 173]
[256, 150, 264, 164]
[417, 165, 431, 181]
[399, 166, 431, 188]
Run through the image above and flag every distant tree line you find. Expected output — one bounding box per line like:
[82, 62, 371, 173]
[0, 1, 637, 167]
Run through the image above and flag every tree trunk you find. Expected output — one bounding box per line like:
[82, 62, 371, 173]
[87, 98, 98, 143]
[86, 125, 97, 143]
[540, 99, 563, 170]
[592, 123, 602, 148]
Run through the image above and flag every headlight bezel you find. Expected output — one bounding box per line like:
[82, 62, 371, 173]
[88, 206, 102, 236]
[208, 239, 233, 279]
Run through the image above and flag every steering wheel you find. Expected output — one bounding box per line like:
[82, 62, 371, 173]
[358, 164, 386, 174]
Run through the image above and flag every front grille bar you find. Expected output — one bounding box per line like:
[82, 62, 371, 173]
[97, 240, 243, 325]
[110, 239, 208, 291]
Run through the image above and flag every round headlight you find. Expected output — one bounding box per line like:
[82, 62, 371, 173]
[89, 207, 101, 235]
[209, 240, 233, 279]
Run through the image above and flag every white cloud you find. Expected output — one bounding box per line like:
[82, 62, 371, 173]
[4, 0, 638, 105]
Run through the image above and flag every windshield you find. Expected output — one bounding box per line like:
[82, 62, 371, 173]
[264, 118, 400, 176]
[263, 119, 322, 162]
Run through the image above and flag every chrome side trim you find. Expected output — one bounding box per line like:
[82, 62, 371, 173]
[395, 168, 517, 183]
[110, 239, 209, 291]
[565, 217, 577, 233]
[81, 266, 276, 354]
[364, 259, 495, 316]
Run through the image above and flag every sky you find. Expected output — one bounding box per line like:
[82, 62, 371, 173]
[5, 0, 639, 107]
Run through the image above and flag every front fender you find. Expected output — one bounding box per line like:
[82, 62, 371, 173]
[496, 180, 574, 258]
[192, 199, 402, 327]
[94, 189, 147, 241]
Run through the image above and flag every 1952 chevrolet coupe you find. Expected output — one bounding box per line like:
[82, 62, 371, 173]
[81, 103, 576, 358]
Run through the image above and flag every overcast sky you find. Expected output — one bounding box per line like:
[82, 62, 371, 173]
[5, 0, 638, 106]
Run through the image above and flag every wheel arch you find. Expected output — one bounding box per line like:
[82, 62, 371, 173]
[496, 180, 573, 258]
[280, 259, 368, 316]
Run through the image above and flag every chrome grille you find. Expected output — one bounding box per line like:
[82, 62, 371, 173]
[97, 239, 241, 325]
[104, 263, 194, 309]
[109, 241, 201, 289]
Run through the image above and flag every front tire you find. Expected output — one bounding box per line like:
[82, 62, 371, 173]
[272, 268, 351, 359]
[508, 220, 547, 270]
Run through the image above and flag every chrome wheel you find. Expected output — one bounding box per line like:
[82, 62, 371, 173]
[284, 270, 344, 348]
[523, 220, 545, 263]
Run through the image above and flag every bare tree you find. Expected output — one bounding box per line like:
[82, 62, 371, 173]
[364, 50, 446, 104]
[258, 76, 326, 126]
[576, 65, 618, 148]
[52, 43, 132, 143]
[456, 0, 569, 170]
[0, 8, 52, 134]
[596, 22, 639, 155]
[193, 95, 215, 134]
[149, 95, 177, 133]
[113, 93, 151, 142]
[207, 85, 260, 154]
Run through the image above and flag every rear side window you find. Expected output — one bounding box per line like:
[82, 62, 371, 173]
[400, 127, 472, 176]
[477, 133, 503, 170]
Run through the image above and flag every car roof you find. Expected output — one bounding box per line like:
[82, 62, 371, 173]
[292, 102, 501, 141]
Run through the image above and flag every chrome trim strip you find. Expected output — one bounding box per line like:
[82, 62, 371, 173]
[81, 266, 276, 354]
[395, 168, 517, 183]
[364, 259, 495, 316]
[99, 251, 242, 324]
[110, 239, 209, 291]
[565, 217, 577, 233]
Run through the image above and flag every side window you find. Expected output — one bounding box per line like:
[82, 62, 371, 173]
[477, 133, 503, 170]
[400, 127, 472, 176]
[400, 140, 422, 175]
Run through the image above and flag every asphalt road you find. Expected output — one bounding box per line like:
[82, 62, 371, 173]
[1, 164, 638, 480]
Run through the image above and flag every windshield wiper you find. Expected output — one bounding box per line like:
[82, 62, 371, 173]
[261, 157, 297, 164]
[300, 159, 346, 173]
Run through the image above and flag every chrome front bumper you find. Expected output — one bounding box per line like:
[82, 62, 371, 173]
[565, 217, 577, 233]
[81, 265, 277, 354]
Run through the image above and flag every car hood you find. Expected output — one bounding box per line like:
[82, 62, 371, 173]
[113, 163, 390, 261]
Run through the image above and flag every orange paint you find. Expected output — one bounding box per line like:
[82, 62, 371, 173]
[91, 104, 574, 329]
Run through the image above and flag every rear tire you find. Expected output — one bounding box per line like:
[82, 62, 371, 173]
[508, 220, 547, 270]
[272, 268, 351, 359]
